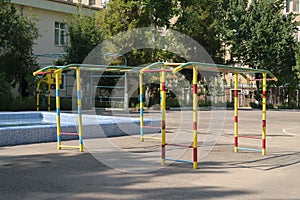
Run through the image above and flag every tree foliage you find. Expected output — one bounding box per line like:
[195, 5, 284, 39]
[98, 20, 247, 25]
[61, 7, 104, 64]
[174, 0, 224, 63]
[223, 0, 298, 85]
[222, 0, 299, 104]
[0, 0, 38, 96]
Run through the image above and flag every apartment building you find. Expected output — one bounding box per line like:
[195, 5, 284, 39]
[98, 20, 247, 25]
[10, 0, 105, 66]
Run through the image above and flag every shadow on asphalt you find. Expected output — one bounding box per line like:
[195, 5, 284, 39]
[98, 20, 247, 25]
[0, 151, 253, 199]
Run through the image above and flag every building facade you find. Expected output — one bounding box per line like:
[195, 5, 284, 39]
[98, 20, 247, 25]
[11, 0, 104, 66]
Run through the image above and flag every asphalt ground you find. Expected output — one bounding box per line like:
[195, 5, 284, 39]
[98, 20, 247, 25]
[0, 110, 299, 200]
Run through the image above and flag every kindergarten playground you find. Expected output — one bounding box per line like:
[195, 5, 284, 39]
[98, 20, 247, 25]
[0, 110, 300, 199]
[0, 62, 299, 199]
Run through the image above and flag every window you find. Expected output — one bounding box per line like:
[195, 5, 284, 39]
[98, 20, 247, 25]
[286, 0, 292, 12]
[294, 0, 299, 12]
[102, 0, 109, 8]
[54, 22, 67, 46]
[89, 0, 96, 5]
[295, 26, 300, 42]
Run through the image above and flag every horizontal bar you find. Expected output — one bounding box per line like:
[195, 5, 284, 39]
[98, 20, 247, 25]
[60, 145, 80, 149]
[249, 78, 276, 81]
[95, 86, 125, 89]
[142, 136, 161, 140]
[166, 143, 193, 148]
[238, 147, 262, 152]
[143, 69, 173, 73]
[90, 75, 124, 78]
[96, 100, 124, 103]
[36, 71, 53, 75]
[239, 135, 261, 139]
[143, 126, 161, 129]
[60, 132, 78, 136]
[165, 158, 194, 164]
[163, 63, 185, 66]
[98, 96, 124, 99]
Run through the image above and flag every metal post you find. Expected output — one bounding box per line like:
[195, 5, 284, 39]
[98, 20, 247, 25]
[139, 72, 144, 141]
[55, 70, 61, 150]
[124, 72, 129, 111]
[161, 68, 166, 166]
[234, 73, 239, 152]
[37, 81, 41, 111]
[76, 67, 84, 152]
[262, 73, 267, 155]
[192, 66, 198, 169]
[48, 84, 51, 111]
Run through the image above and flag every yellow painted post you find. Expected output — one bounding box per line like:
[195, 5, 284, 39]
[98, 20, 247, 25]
[139, 72, 144, 142]
[48, 84, 51, 111]
[37, 81, 41, 111]
[161, 68, 166, 166]
[234, 73, 239, 152]
[55, 69, 62, 150]
[262, 73, 267, 155]
[192, 66, 198, 169]
[76, 67, 84, 152]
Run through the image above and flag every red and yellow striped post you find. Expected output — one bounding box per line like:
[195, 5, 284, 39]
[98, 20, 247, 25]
[234, 73, 239, 153]
[76, 67, 84, 152]
[192, 66, 198, 169]
[262, 73, 267, 155]
[161, 68, 166, 166]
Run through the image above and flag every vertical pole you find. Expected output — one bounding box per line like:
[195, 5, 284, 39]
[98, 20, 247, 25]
[76, 67, 84, 152]
[55, 70, 61, 150]
[37, 81, 41, 111]
[192, 66, 198, 169]
[234, 73, 239, 152]
[124, 72, 129, 111]
[90, 71, 93, 106]
[48, 84, 51, 111]
[262, 73, 267, 155]
[139, 72, 144, 141]
[161, 68, 166, 166]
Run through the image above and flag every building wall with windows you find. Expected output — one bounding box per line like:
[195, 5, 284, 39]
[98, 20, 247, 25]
[9, 0, 104, 101]
[11, 0, 102, 66]
[284, 0, 300, 41]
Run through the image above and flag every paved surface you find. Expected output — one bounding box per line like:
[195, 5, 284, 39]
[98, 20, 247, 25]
[0, 110, 300, 200]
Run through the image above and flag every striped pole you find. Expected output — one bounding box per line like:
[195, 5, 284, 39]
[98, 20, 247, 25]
[55, 69, 62, 150]
[48, 84, 51, 111]
[192, 66, 198, 169]
[139, 72, 144, 141]
[234, 73, 239, 153]
[37, 81, 41, 111]
[76, 67, 84, 152]
[262, 73, 267, 155]
[161, 68, 166, 166]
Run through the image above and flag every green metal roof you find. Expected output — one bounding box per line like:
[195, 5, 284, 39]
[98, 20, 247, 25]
[33, 62, 278, 81]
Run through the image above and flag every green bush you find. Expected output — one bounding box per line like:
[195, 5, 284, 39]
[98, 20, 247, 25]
[278, 103, 297, 109]
[250, 102, 260, 109]
[250, 102, 274, 109]
[198, 100, 212, 107]
[8, 96, 36, 111]
[226, 101, 234, 108]
[167, 98, 180, 107]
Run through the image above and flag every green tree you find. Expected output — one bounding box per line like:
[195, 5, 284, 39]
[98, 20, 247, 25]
[0, 0, 38, 97]
[96, 0, 181, 66]
[174, 0, 224, 63]
[223, 0, 299, 104]
[62, 8, 104, 64]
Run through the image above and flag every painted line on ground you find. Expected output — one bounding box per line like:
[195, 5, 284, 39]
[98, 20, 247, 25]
[282, 128, 297, 136]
